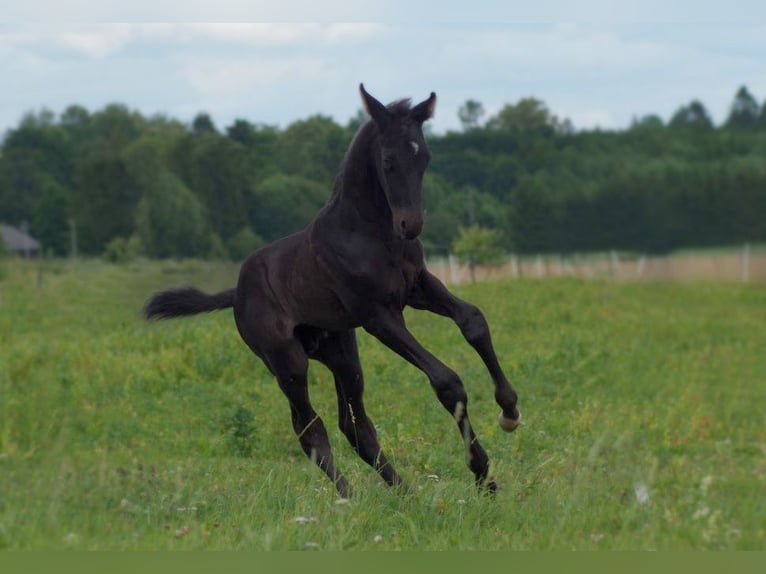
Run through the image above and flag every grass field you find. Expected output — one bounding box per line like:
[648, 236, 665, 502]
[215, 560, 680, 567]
[1, 258, 765, 550]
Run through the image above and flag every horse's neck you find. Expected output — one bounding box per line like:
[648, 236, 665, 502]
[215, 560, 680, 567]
[319, 135, 392, 239]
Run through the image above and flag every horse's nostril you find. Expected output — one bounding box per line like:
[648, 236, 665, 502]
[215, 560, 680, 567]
[400, 220, 407, 230]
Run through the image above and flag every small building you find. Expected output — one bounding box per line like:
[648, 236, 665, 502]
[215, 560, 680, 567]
[1, 223, 41, 258]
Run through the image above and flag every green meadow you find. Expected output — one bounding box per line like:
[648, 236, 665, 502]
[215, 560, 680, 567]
[1, 258, 764, 550]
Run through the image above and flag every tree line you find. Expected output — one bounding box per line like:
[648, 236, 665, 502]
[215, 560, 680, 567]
[1, 84, 766, 261]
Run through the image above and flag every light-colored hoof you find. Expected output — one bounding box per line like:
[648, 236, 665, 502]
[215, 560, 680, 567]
[498, 410, 522, 432]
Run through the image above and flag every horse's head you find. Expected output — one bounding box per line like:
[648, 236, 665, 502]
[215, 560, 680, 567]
[360, 84, 436, 240]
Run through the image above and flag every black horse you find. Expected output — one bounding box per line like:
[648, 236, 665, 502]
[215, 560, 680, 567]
[144, 84, 521, 497]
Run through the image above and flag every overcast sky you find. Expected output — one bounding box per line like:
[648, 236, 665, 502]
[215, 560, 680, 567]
[2, 3, 766, 136]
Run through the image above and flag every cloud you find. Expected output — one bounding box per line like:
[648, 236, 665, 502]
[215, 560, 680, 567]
[0, 24, 137, 59]
[184, 55, 329, 97]
[169, 23, 386, 46]
[4, 0, 393, 22]
[59, 25, 136, 58]
[2, 21, 766, 136]
[566, 109, 614, 129]
[1, 23, 386, 60]
[458, 24, 673, 75]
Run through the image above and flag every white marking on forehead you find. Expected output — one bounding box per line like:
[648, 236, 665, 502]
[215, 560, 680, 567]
[410, 141, 419, 154]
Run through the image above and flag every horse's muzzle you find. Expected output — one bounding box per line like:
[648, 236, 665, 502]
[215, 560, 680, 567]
[393, 209, 423, 240]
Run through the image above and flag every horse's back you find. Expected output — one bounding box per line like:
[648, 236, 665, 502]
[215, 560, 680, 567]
[235, 229, 360, 333]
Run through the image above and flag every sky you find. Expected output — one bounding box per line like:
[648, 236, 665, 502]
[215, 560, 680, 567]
[2, 2, 766, 136]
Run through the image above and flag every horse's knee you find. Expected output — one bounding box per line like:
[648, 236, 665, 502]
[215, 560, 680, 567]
[457, 304, 489, 345]
[431, 367, 468, 415]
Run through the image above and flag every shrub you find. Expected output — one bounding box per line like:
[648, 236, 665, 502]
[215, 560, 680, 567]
[103, 235, 142, 264]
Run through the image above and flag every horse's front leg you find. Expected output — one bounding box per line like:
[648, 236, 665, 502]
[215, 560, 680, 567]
[408, 270, 521, 432]
[363, 307, 496, 491]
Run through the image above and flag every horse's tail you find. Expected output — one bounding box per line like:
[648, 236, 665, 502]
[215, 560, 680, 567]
[144, 287, 235, 320]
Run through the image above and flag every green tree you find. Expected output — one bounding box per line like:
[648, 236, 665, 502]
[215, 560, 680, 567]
[134, 174, 210, 258]
[171, 132, 254, 242]
[630, 114, 664, 130]
[508, 176, 554, 254]
[103, 235, 142, 263]
[31, 177, 71, 255]
[250, 174, 328, 242]
[0, 229, 7, 258]
[226, 119, 259, 146]
[420, 173, 463, 256]
[70, 105, 144, 253]
[276, 115, 349, 183]
[88, 104, 143, 152]
[227, 226, 265, 261]
[486, 98, 559, 137]
[669, 100, 714, 130]
[192, 112, 217, 135]
[126, 136, 210, 258]
[458, 99, 485, 131]
[725, 85, 760, 130]
[452, 224, 503, 283]
[72, 151, 140, 253]
[0, 112, 74, 254]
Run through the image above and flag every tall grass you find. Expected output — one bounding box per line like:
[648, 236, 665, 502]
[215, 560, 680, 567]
[1, 259, 764, 549]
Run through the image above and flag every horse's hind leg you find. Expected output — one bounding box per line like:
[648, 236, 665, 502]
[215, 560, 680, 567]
[311, 330, 404, 489]
[262, 338, 350, 498]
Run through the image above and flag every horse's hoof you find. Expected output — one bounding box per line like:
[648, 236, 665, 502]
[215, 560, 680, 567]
[498, 410, 522, 432]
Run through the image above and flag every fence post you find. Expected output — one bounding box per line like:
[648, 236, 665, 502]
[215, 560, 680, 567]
[610, 250, 621, 278]
[510, 254, 519, 279]
[448, 253, 461, 286]
[742, 243, 750, 283]
[437, 257, 448, 285]
[535, 255, 544, 278]
[637, 255, 646, 277]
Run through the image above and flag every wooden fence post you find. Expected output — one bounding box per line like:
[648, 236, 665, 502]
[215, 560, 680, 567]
[510, 254, 519, 279]
[448, 254, 461, 285]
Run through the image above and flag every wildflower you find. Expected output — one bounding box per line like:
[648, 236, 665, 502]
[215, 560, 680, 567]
[291, 516, 318, 525]
[634, 483, 650, 505]
[700, 475, 714, 494]
[373, 534, 383, 544]
[62, 532, 79, 546]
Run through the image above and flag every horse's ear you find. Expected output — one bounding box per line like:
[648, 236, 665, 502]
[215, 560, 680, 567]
[360, 83, 390, 130]
[411, 92, 436, 123]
